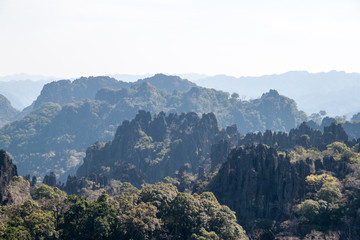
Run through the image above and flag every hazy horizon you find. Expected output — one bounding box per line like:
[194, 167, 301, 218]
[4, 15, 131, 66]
[1, 0, 359, 78]
[0, 69, 359, 82]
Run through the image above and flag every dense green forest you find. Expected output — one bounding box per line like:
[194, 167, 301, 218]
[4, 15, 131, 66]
[1, 150, 247, 239]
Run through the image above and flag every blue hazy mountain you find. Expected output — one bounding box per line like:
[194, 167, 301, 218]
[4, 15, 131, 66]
[0, 74, 56, 110]
[193, 71, 360, 117]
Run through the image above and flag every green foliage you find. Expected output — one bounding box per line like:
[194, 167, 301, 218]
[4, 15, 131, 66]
[288, 146, 322, 163]
[326, 142, 360, 163]
[305, 173, 340, 192]
[0, 182, 248, 239]
[61, 192, 118, 240]
[252, 218, 277, 232]
[32, 184, 66, 200]
[288, 143, 360, 164]
[118, 202, 162, 240]
[7, 176, 31, 204]
[296, 173, 344, 232]
[138, 183, 178, 212]
[1, 200, 57, 239]
[58, 183, 247, 240]
[191, 227, 220, 240]
[318, 185, 342, 203]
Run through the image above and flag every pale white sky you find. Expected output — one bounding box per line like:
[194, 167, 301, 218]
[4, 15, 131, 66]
[0, 0, 359, 78]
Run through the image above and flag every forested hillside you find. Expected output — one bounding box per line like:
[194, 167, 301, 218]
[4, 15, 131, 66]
[1, 73, 360, 239]
[0, 75, 307, 180]
[0, 153, 247, 239]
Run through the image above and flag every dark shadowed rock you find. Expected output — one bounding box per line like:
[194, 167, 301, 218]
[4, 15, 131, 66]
[76, 111, 233, 185]
[239, 122, 352, 151]
[0, 149, 18, 205]
[208, 144, 352, 229]
[43, 172, 56, 186]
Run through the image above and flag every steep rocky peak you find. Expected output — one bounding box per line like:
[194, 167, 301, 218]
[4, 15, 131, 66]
[180, 111, 200, 125]
[297, 122, 312, 132]
[0, 149, 18, 205]
[77, 111, 225, 184]
[199, 112, 218, 127]
[324, 123, 348, 143]
[262, 89, 280, 98]
[209, 143, 354, 230]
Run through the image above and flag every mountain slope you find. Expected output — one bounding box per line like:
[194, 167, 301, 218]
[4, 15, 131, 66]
[0, 94, 20, 127]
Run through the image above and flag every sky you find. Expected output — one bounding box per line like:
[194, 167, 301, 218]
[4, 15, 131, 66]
[0, 0, 359, 79]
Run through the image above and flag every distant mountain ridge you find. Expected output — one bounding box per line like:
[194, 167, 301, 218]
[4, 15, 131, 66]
[26, 74, 195, 112]
[3, 70, 360, 117]
[193, 70, 360, 116]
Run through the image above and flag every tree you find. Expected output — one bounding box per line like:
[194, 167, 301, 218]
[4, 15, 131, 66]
[296, 199, 320, 222]
[231, 93, 239, 99]
[32, 184, 66, 200]
[121, 202, 162, 240]
[1, 200, 57, 239]
[61, 192, 118, 240]
[305, 174, 340, 192]
[166, 193, 198, 239]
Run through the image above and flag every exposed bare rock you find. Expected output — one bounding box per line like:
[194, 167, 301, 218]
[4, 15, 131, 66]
[0, 149, 18, 205]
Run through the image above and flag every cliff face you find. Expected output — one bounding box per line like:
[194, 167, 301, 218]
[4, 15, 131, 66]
[208, 144, 351, 229]
[0, 149, 18, 205]
[239, 122, 351, 151]
[77, 111, 233, 186]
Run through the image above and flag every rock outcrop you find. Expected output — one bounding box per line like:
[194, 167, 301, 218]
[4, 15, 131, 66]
[239, 122, 353, 151]
[77, 111, 236, 185]
[0, 149, 18, 204]
[208, 144, 352, 229]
